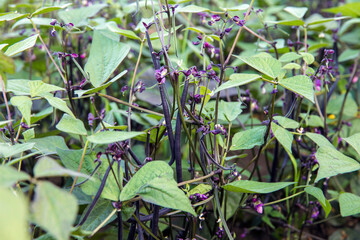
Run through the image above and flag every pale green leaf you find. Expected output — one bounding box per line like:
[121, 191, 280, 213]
[269, 19, 305, 26]
[343, 133, 360, 157]
[214, 74, 261, 93]
[177, 5, 210, 13]
[306, 132, 334, 149]
[300, 52, 315, 64]
[0, 43, 8, 51]
[29, 80, 64, 97]
[284, 6, 308, 19]
[223, 180, 295, 194]
[273, 116, 299, 129]
[5, 34, 38, 57]
[34, 156, 89, 178]
[236, 55, 282, 79]
[10, 95, 32, 125]
[279, 52, 302, 62]
[282, 63, 301, 70]
[85, 31, 130, 87]
[22, 128, 35, 141]
[32, 182, 78, 240]
[58, 3, 107, 27]
[138, 177, 197, 216]
[75, 70, 127, 97]
[323, 3, 360, 17]
[57, 148, 120, 201]
[187, 184, 212, 196]
[87, 131, 145, 144]
[6, 79, 31, 95]
[315, 147, 360, 182]
[338, 49, 360, 62]
[44, 96, 75, 118]
[0, 165, 31, 187]
[278, 75, 314, 103]
[0, 142, 35, 158]
[218, 100, 242, 122]
[272, 124, 293, 153]
[339, 192, 360, 217]
[230, 126, 266, 150]
[107, 22, 140, 40]
[0, 12, 28, 22]
[0, 188, 30, 240]
[307, 16, 349, 26]
[120, 161, 196, 216]
[305, 186, 331, 217]
[31, 3, 72, 17]
[29, 136, 68, 154]
[56, 114, 87, 136]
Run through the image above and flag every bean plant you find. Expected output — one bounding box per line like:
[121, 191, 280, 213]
[0, 0, 360, 239]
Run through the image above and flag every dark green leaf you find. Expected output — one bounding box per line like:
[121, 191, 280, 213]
[223, 180, 295, 194]
[315, 147, 360, 182]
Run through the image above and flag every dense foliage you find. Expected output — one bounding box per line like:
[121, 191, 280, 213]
[1, 0, 360, 239]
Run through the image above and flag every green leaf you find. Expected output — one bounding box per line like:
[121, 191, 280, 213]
[301, 114, 324, 127]
[80, 199, 117, 232]
[0, 12, 28, 22]
[315, 147, 360, 182]
[273, 116, 299, 129]
[278, 75, 314, 103]
[230, 126, 266, 150]
[213, 74, 261, 93]
[107, 22, 140, 40]
[0, 43, 8, 51]
[44, 96, 75, 118]
[0, 165, 31, 187]
[343, 133, 360, 157]
[120, 161, 196, 216]
[22, 128, 35, 141]
[6, 79, 31, 95]
[58, 3, 107, 27]
[29, 80, 64, 97]
[307, 16, 349, 26]
[300, 52, 315, 64]
[29, 136, 68, 154]
[272, 124, 293, 153]
[220, 4, 249, 12]
[304, 186, 331, 217]
[270, 19, 305, 26]
[223, 180, 295, 194]
[31, 182, 78, 240]
[121, 161, 173, 201]
[187, 184, 212, 197]
[87, 131, 145, 144]
[137, 177, 197, 216]
[34, 156, 88, 178]
[85, 31, 130, 87]
[323, 3, 360, 17]
[0, 188, 30, 240]
[0, 52, 15, 74]
[236, 55, 282, 79]
[177, 5, 210, 13]
[4, 34, 38, 57]
[339, 192, 360, 217]
[75, 70, 127, 97]
[282, 63, 301, 70]
[57, 148, 121, 201]
[338, 49, 360, 62]
[0, 142, 35, 158]
[218, 100, 242, 122]
[305, 132, 334, 149]
[31, 3, 72, 17]
[284, 6, 308, 19]
[56, 114, 87, 136]
[279, 52, 302, 62]
[327, 94, 358, 117]
[11, 96, 32, 125]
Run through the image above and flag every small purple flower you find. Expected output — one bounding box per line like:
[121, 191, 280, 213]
[189, 93, 203, 104]
[233, 16, 245, 26]
[67, 23, 74, 28]
[71, 53, 78, 58]
[80, 78, 87, 88]
[112, 201, 122, 210]
[20, 122, 30, 129]
[155, 66, 167, 84]
[256, 9, 264, 14]
[208, 20, 214, 26]
[224, 27, 232, 33]
[212, 15, 221, 22]
[121, 85, 129, 93]
[134, 80, 146, 93]
[88, 113, 94, 126]
[50, 19, 57, 26]
[192, 41, 200, 45]
[314, 78, 321, 91]
[95, 152, 102, 163]
[50, 29, 56, 37]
